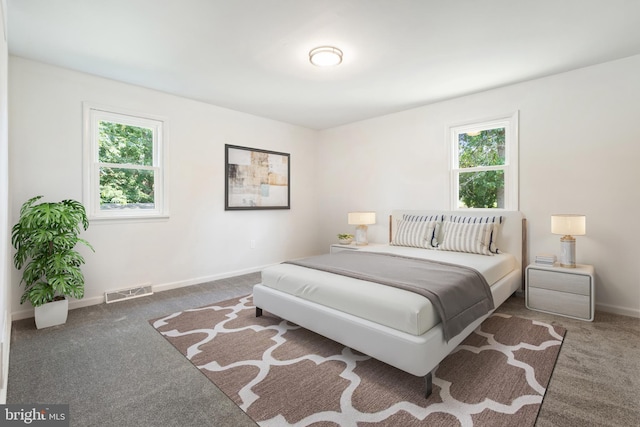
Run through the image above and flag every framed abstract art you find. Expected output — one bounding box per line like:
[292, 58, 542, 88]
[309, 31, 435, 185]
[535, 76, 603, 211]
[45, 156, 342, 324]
[225, 144, 290, 210]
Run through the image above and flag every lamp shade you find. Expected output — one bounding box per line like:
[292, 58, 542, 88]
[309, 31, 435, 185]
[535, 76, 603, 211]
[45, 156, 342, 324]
[551, 214, 586, 236]
[348, 212, 376, 225]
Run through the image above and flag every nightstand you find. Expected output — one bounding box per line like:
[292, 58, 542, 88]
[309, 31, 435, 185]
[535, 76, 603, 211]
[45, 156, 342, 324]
[329, 243, 384, 254]
[525, 263, 595, 321]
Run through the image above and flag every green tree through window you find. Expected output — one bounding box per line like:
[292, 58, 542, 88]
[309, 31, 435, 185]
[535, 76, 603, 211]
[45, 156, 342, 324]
[98, 122, 155, 207]
[83, 103, 166, 219]
[450, 113, 518, 211]
[458, 128, 505, 208]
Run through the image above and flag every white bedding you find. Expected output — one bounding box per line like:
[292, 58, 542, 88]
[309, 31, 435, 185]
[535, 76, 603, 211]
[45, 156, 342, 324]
[261, 244, 517, 336]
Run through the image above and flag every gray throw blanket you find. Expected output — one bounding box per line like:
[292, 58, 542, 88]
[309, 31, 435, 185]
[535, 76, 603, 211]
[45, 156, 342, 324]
[285, 251, 495, 341]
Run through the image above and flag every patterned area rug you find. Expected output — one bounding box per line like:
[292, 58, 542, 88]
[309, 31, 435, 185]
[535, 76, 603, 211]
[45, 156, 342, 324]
[150, 295, 566, 426]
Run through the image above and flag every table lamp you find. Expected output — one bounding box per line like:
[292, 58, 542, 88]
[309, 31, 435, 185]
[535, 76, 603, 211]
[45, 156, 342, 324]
[551, 214, 586, 268]
[348, 212, 376, 246]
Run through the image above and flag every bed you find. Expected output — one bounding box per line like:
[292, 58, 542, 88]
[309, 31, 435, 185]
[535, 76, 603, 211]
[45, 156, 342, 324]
[253, 210, 525, 397]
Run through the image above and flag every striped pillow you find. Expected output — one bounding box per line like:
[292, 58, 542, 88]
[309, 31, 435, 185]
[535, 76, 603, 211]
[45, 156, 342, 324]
[439, 221, 494, 255]
[391, 214, 443, 248]
[449, 215, 503, 254]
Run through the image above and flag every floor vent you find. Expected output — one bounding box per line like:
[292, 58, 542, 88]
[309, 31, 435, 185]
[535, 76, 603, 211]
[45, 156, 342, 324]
[105, 285, 153, 304]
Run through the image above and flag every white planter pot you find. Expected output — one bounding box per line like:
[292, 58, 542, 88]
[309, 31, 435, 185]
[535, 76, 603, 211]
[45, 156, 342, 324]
[34, 298, 69, 329]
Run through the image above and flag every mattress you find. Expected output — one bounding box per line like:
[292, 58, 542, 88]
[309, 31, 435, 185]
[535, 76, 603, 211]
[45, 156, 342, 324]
[260, 245, 517, 336]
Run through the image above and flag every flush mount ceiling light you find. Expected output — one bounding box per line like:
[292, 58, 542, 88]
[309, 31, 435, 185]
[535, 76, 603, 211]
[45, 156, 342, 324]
[309, 46, 343, 67]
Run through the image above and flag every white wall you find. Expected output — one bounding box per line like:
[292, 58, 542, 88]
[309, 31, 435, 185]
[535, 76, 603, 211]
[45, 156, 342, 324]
[9, 57, 320, 319]
[0, 0, 10, 403]
[317, 54, 640, 318]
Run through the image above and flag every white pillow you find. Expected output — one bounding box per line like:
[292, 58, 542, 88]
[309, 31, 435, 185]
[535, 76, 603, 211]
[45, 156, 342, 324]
[392, 218, 439, 249]
[449, 215, 503, 253]
[439, 221, 494, 255]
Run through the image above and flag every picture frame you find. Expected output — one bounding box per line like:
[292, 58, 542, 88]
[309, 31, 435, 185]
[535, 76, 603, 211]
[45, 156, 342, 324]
[225, 144, 290, 210]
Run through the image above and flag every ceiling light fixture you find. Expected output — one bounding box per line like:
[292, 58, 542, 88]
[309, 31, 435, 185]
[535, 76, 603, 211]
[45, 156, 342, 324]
[309, 46, 343, 67]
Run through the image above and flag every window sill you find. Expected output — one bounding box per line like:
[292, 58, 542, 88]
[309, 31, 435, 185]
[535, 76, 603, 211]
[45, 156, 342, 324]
[88, 214, 170, 225]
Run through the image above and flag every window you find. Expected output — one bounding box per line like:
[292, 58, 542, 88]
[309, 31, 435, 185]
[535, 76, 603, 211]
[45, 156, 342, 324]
[83, 104, 167, 219]
[449, 112, 518, 210]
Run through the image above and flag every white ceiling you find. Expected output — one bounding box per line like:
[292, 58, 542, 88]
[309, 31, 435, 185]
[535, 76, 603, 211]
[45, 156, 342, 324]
[7, 0, 640, 130]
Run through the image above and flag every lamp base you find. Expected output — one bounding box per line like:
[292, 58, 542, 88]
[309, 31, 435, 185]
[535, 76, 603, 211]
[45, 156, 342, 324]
[354, 225, 369, 246]
[559, 235, 576, 268]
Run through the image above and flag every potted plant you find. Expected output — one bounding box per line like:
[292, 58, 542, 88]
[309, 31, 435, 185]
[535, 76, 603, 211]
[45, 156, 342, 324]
[337, 233, 354, 244]
[11, 196, 94, 329]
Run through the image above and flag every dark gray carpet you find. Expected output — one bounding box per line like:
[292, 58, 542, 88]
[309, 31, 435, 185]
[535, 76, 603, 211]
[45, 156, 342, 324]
[8, 273, 260, 427]
[8, 274, 640, 426]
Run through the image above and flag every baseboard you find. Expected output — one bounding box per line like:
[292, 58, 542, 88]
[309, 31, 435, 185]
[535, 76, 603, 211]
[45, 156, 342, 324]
[595, 302, 640, 318]
[11, 264, 272, 321]
[150, 264, 270, 294]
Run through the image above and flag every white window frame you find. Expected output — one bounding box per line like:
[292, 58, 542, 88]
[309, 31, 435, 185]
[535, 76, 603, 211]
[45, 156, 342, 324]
[83, 103, 168, 220]
[449, 111, 519, 211]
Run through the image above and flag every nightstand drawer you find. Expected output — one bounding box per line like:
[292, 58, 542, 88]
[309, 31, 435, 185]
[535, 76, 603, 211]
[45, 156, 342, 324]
[527, 268, 590, 296]
[527, 287, 591, 319]
[330, 244, 359, 254]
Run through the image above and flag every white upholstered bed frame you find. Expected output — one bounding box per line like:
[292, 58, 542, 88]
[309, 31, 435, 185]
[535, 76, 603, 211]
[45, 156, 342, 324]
[253, 210, 525, 396]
